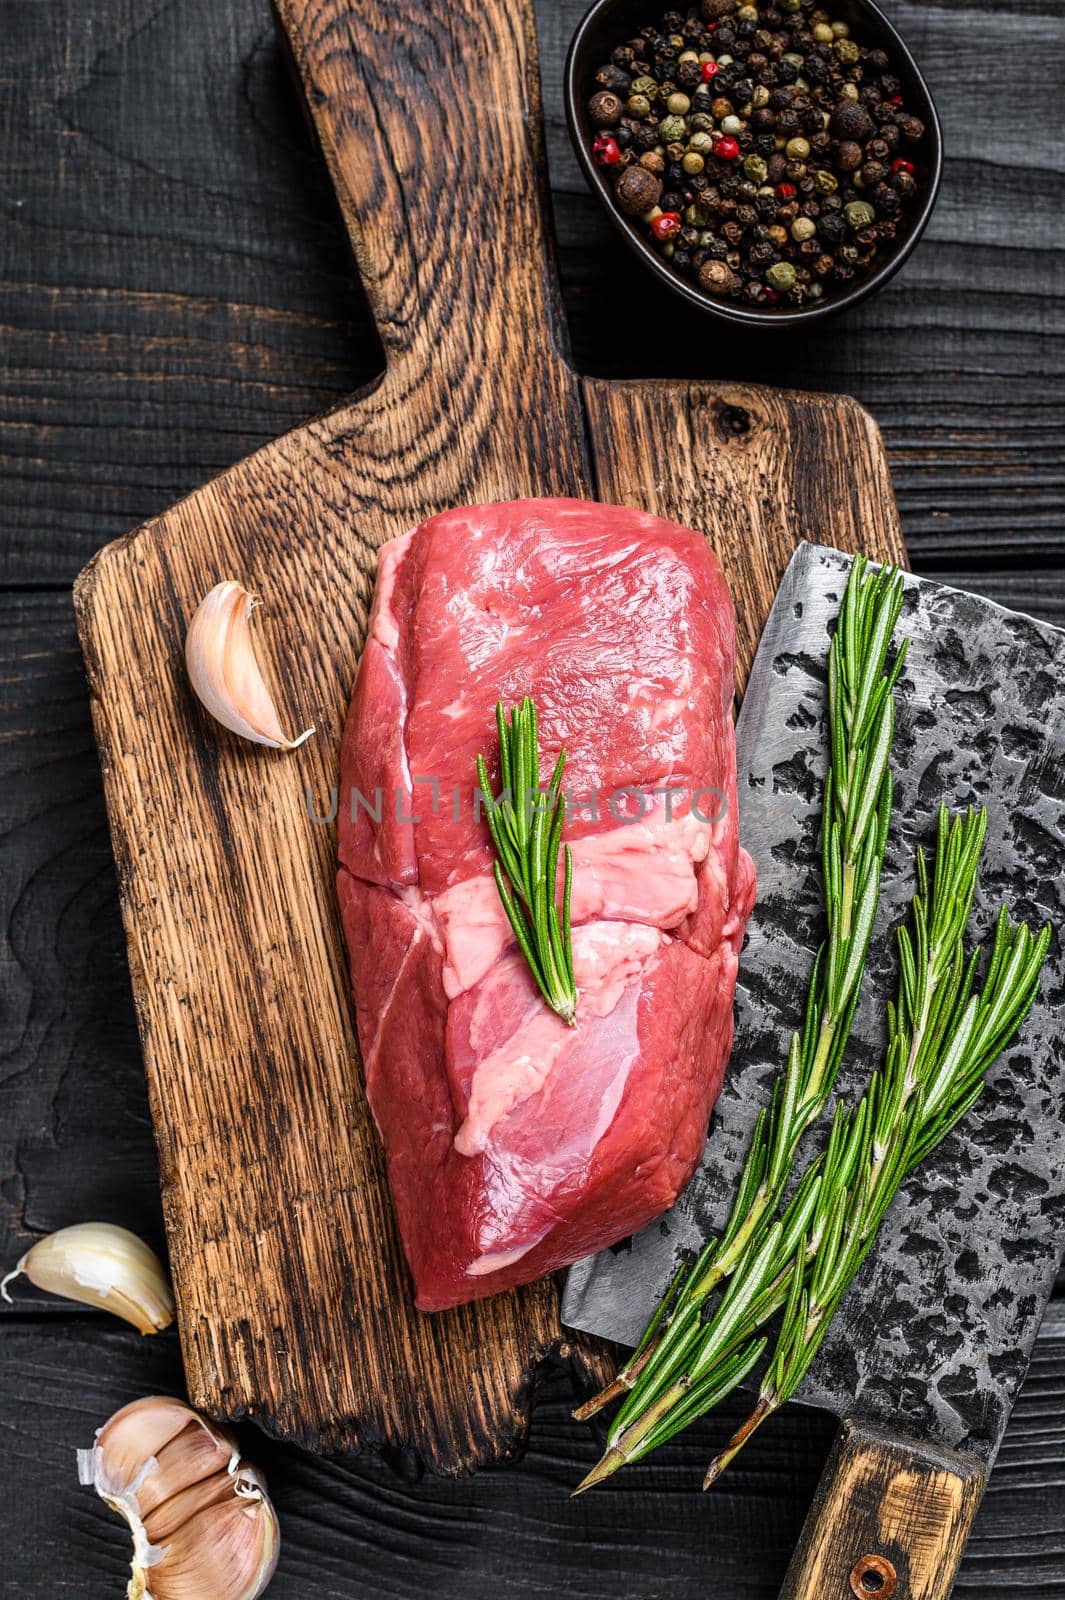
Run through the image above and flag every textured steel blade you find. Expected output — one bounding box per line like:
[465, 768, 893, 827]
[562, 543, 1065, 1466]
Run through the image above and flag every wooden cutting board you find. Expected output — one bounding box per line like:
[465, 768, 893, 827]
[73, 0, 906, 1471]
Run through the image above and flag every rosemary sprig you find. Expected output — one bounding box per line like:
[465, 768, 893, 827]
[576, 556, 907, 1424]
[477, 697, 578, 1026]
[701, 808, 1051, 1488]
[574, 806, 1050, 1493]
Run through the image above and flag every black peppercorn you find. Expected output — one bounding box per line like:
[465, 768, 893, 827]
[751, 106, 777, 132]
[835, 140, 863, 172]
[588, 91, 624, 127]
[816, 212, 846, 244]
[893, 169, 917, 200]
[861, 160, 888, 187]
[872, 183, 900, 217]
[900, 115, 925, 142]
[595, 65, 632, 95]
[615, 164, 663, 215]
[830, 99, 874, 141]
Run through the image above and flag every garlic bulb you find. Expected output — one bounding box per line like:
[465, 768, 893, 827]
[1, 1223, 174, 1335]
[185, 580, 315, 750]
[79, 1395, 280, 1600]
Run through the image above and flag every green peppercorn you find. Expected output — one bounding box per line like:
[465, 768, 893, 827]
[752, 84, 770, 108]
[690, 112, 714, 132]
[631, 76, 659, 98]
[785, 137, 810, 160]
[682, 151, 705, 174]
[812, 22, 833, 41]
[844, 199, 876, 230]
[781, 0, 801, 12]
[626, 93, 651, 117]
[667, 92, 691, 115]
[831, 18, 850, 35]
[791, 216, 817, 242]
[743, 153, 769, 182]
[836, 39, 860, 63]
[685, 201, 712, 226]
[689, 130, 714, 152]
[678, 50, 700, 64]
[814, 169, 838, 194]
[766, 261, 797, 291]
[659, 115, 687, 141]
[737, 4, 759, 20]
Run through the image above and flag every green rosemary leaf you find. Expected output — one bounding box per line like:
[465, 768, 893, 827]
[479, 698, 578, 1026]
[575, 567, 1053, 1492]
[575, 560, 909, 1430]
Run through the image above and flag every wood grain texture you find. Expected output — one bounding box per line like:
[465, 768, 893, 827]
[4, 1307, 1065, 1600]
[780, 1420, 986, 1600]
[72, 0, 595, 1472]
[69, 0, 909, 1470]
[1, 0, 1063, 1587]
[581, 379, 907, 689]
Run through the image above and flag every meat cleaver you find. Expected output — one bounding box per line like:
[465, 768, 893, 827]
[563, 543, 1065, 1600]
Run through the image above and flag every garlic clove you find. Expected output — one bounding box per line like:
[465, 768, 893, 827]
[142, 1467, 237, 1544]
[144, 1470, 280, 1600]
[79, 1396, 279, 1600]
[132, 1419, 239, 1517]
[185, 580, 314, 750]
[1, 1223, 174, 1335]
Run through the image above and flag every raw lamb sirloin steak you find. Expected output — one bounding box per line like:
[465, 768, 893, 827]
[337, 499, 755, 1310]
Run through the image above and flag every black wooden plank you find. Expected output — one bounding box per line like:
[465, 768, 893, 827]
[2, 1309, 1063, 1599]
[1, 0, 1064, 1591]
[0, 593, 165, 1276]
[0, 0, 1059, 584]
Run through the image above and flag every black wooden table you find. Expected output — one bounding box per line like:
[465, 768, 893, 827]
[2, 1, 1062, 1594]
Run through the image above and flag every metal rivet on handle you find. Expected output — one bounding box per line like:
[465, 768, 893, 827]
[848, 1554, 897, 1599]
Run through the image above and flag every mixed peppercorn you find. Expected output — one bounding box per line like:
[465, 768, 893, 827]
[586, 0, 926, 309]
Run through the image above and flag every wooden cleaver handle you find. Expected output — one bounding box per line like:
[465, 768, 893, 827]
[779, 1418, 987, 1600]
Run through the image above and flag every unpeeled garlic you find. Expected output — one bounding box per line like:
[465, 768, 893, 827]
[79, 1395, 280, 1600]
[1, 1223, 174, 1335]
[185, 580, 314, 749]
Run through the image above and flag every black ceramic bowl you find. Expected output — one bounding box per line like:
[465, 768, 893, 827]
[565, 0, 943, 327]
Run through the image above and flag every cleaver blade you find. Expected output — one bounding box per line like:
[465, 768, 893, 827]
[562, 544, 1065, 1599]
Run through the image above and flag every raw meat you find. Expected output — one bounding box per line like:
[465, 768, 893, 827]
[337, 499, 755, 1311]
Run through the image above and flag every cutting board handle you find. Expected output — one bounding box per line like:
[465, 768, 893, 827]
[272, 0, 568, 383]
[779, 1418, 986, 1600]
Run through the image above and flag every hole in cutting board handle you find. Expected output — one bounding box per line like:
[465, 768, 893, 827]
[849, 1554, 897, 1598]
